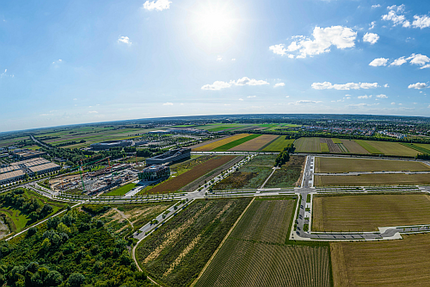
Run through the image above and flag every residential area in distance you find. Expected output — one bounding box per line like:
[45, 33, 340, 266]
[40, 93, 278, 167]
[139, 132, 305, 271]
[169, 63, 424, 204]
[0, 114, 430, 286]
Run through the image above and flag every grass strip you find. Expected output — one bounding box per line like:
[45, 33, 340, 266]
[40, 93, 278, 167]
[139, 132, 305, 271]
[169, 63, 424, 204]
[213, 134, 261, 151]
[354, 140, 383, 154]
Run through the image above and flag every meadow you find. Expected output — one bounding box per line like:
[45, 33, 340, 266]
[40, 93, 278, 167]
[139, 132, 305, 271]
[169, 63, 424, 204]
[294, 137, 321, 153]
[136, 198, 251, 287]
[103, 183, 137, 196]
[264, 155, 305, 188]
[261, 136, 295, 152]
[312, 194, 430, 231]
[331, 233, 430, 286]
[196, 197, 331, 287]
[315, 173, 430, 186]
[355, 140, 418, 157]
[315, 157, 430, 173]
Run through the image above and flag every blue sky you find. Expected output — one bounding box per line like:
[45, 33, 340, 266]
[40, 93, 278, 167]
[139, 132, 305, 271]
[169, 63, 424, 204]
[1, 0, 430, 132]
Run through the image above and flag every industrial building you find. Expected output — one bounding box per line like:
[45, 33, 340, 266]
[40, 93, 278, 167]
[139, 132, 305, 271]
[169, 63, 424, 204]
[146, 148, 191, 165]
[12, 149, 46, 160]
[90, 140, 134, 151]
[138, 165, 170, 182]
[0, 157, 60, 186]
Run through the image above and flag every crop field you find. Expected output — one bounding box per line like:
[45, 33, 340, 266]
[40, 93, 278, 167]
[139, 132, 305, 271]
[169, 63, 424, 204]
[401, 143, 430, 154]
[315, 173, 430, 186]
[261, 136, 295, 151]
[229, 134, 279, 151]
[136, 198, 251, 287]
[320, 138, 339, 153]
[340, 139, 369, 154]
[265, 155, 305, 188]
[354, 140, 382, 154]
[96, 202, 172, 238]
[416, 143, 430, 152]
[192, 134, 251, 151]
[320, 143, 330, 153]
[143, 156, 236, 193]
[313, 194, 430, 231]
[196, 198, 331, 287]
[331, 233, 430, 286]
[365, 141, 418, 157]
[213, 155, 276, 190]
[214, 134, 261, 151]
[295, 137, 321, 153]
[315, 157, 430, 173]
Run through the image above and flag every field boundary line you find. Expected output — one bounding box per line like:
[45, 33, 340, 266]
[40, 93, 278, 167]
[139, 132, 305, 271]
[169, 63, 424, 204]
[190, 197, 256, 287]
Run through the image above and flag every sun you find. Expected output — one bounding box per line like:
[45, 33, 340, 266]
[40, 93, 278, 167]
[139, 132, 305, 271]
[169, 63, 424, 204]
[188, 1, 239, 51]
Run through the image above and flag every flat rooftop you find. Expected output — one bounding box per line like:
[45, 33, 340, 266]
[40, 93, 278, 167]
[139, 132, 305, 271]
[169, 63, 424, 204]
[29, 163, 60, 173]
[0, 170, 25, 182]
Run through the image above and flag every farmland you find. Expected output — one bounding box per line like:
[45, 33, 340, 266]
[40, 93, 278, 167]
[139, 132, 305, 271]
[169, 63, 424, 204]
[214, 134, 261, 151]
[143, 156, 237, 193]
[213, 155, 276, 190]
[341, 139, 369, 154]
[313, 194, 430, 231]
[192, 134, 251, 151]
[264, 155, 305, 188]
[315, 157, 430, 173]
[196, 197, 331, 287]
[315, 173, 430, 186]
[355, 140, 419, 157]
[229, 134, 279, 151]
[331, 233, 430, 286]
[261, 136, 295, 151]
[136, 198, 251, 287]
[401, 143, 430, 154]
[354, 140, 382, 154]
[295, 137, 321, 153]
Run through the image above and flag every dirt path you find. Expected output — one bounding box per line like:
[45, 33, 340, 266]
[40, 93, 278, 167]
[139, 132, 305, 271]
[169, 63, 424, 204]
[113, 208, 134, 230]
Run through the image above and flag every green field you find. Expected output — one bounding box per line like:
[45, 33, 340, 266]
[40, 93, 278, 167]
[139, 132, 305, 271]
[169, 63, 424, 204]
[103, 183, 137, 196]
[315, 173, 430, 186]
[355, 140, 418, 157]
[196, 197, 331, 287]
[264, 156, 305, 188]
[401, 143, 430, 154]
[313, 194, 430, 232]
[315, 157, 430, 173]
[354, 140, 382, 154]
[136, 198, 251, 287]
[213, 134, 261, 151]
[294, 137, 321, 153]
[320, 143, 329, 153]
[261, 136, 295, 151]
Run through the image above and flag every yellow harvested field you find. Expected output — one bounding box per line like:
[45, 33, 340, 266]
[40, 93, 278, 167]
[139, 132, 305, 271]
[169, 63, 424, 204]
[315, 157, 430, 173]
[193, 134, 250, 151]
[315, 173, 430, 186]
[229, 134, 279, 151]
[313, 194, 430, 232]
[331, 233, 430, 286]
[365, 141, 419, 157]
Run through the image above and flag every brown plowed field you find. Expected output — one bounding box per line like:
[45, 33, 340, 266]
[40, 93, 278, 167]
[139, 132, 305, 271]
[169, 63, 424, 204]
[229, 135, 279, 151]
[340, 139, 369, 154]
[146, 156, 236, 193]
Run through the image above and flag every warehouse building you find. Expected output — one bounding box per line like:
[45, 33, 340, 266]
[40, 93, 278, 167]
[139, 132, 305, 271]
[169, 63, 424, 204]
[13, 149, 46, 160]
[90, 140, 134, 151]
[146, 148, 191, 165]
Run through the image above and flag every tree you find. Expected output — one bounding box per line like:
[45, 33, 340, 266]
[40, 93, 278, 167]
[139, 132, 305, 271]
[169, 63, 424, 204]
[67, 273, 85, 287]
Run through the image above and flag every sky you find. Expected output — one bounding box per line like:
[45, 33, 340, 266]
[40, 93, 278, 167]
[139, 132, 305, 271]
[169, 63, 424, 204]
[1, 0, 430, 132]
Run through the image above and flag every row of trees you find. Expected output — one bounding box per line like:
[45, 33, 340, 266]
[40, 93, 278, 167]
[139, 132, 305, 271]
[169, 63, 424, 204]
[275, 143, 295, 167]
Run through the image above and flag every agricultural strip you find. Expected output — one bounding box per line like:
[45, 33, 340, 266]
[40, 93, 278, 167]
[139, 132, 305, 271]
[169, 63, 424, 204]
[313, 194, 430, 232]
[213, 155, 277, 190]
[315, 157, 430, 173]
[294, 137, 321, 153]
[229, 135, 279, 151]
[261, 136, 295, 152]
[264, 156, 306, 188]
[363, 141, 419, 157]
[143, 156, 236, 193]
[213, 134, 261, 151]
[192, 134, 250, 151]
[136, 198, 251, 287]
[401, 143, 430, 154]
[196, 198, 331, 287]
[315, 173, 430, 186]
[320, 138, 340, 153]
[331, 233, 430, 286]
[354, 140, 382, 154]
[340, 139, 369, 154]
[320, 143, 330, 153]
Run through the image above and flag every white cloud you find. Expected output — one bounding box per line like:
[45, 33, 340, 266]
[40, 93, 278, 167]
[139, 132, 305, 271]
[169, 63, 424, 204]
[407, 53, 430, 66]
[0, 69, 13, 78]
[384, 84, 389, 88]
[391, 102, 396, 105]
[369, 21, 376, 30]
[288, 100, 322, 105]
[348, 103, 380, 107]
[408, 82, 428, 89]
[390, 56, 407, 66]
[163, 102, 173, 105]
[272, 26, 357, 59]
[88, 111, 99, 114]
[269, 44, 287, 56]
[312, 81, 379, 90]
[231, 58, 236, 61]
[372, 4, 381, 8]
[274, 83, 285, 88]
[363, 32, 379, 44]
[421, 64, 430, 69]
[358, 95, 372, 99]
[369, 58, 389, 66]
[73, 98, 77, 101]
[216, 56, 222, 61]
[285, 96, 290, 98]
[202, 77, 269, 90]
[143, 0, 171, 11]
[118, 36, 132, 45]
[382, 4, 410, 27]
[238, 98, 244, 101]
[52, 59, 63, 64]
[247, 95, 257, 98]
[412, 15, 430, 29]
[376, 94, 388, 98]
